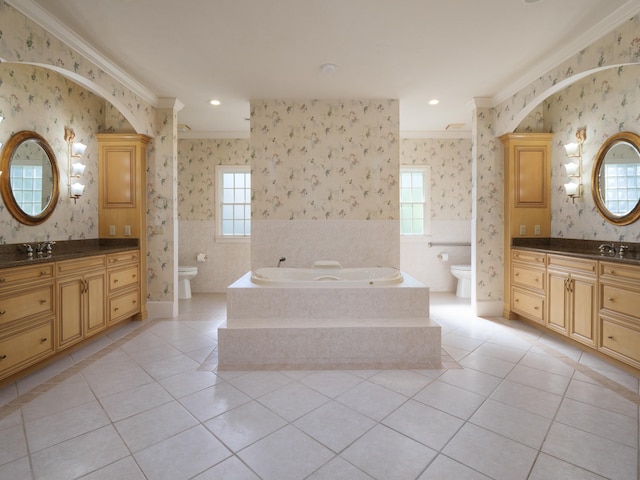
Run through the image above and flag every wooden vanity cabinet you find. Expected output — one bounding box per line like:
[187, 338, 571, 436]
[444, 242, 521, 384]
[501, 133, 553, 319]
[56, 255, 107, 349]
[97, 134, 150, 320]
[107, 250, 141, 325]
[510, 249, 546, 324]
[0, 264, 55, 380]
[546, 255, 598, 347]
[598, 261, 640, 368]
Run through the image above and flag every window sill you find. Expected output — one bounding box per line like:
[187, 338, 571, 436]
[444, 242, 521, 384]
[214, 236, 251, 244]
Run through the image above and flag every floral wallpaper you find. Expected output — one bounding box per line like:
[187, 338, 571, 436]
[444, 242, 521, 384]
[178, 138, 251, 221]
[0, 63, 104, 243]
[544, 64, 640, 241]
[400, 138, 472, 220]
[251, 99, 399, 221]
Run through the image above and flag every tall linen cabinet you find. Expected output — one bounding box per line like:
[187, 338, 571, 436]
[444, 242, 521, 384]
[97, 134, 151, 320]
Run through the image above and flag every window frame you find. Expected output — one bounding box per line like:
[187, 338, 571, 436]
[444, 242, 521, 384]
[399, 165, 431, 238]
[215, 165, 251, 243]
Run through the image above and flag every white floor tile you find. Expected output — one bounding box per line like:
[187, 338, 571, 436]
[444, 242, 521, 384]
[336, 381, 408, 421]
[342, 424, 437, 480]
[529, 452, 609, 480]
[238, 425, 334, 480]
[77, 456, 146, 480]
[306, 456, 374, 479]
[414, 380, 485, 420]
[257, 381, 329, 421]
[489, 379, 563, 419]
[299, 370, 363, 398]
[192, 455, 260, 480]
[418, 454, 492, 480]
[179, 382, 252, 422]
[99, 381, 174, 422]
[368, 369, 435, 396]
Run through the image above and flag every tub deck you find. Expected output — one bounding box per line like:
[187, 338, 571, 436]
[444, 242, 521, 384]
[218, 271, 440, 370]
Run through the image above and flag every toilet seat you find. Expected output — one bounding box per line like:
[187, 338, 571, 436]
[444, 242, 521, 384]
[179, 266, 198, 274]
[451, 265, 471, 271]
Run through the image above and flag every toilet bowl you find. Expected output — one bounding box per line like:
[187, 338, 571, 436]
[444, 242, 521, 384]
[178, 266, 198, 299]
[450, 265, 471, 298]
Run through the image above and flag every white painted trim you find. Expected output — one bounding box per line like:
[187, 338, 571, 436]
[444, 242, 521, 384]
[157, 97, 185, 112]
[492, 0, 640, 107]
[473, 299, 503, 317]
[146, 301, 177, 319]
[6, 0, 157, 106]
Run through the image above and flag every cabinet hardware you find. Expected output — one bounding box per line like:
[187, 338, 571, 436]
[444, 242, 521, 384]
[607, 335, 614, 339]
[40, 299, 47, 304]
[0, 278, 5, 282]
[132, 274, 136, 278]
[133, 300, 137, 304]
[114, 279, 119, 283]
[534, 306, 539, 310]
[0, 310, 5, 315]
[607, 269, 614, 274]
[0, 354, 6, 360]
[40, 271, 48, 276]
[41, 337, 47, 342]
[515, 272, 520, 277]
[608, 297, 615, 302]
[114, 307, 119, 311]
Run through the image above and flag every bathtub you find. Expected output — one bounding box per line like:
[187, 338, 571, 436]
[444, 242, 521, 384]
[250, 266, 403, 286]
[218, 265, 441, 370]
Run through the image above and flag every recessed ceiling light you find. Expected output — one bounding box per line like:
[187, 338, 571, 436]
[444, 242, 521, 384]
[320, 63, 337, 74]
[428, 99, 439, 106]
[209, 99, 221, 106]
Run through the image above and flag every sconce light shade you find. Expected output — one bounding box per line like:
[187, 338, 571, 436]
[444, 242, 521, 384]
[71, 142, 87, 157]
[564, 162, 579, 176]
[0, 115, 4, 123]
[71, 162, 86, 176]
[70, 182, 85, 198]
[564, 181, 580, 196]
[563, 142, 580, 157]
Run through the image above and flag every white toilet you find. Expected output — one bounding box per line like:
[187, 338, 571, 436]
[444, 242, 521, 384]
[178, 266, 198, 299]
[450, 265, 471, 298]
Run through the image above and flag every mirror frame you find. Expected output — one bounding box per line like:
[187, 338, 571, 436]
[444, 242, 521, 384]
[0, 130, 60, 226]
[591, 131, 640, 226]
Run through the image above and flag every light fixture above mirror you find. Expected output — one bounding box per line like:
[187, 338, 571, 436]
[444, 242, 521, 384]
[64, 127, 87, 203]
[563, 128, 586, 202]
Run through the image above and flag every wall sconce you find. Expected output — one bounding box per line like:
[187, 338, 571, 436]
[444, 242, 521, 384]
[64, 127, 87, 203]
[563, 128, 586, 202]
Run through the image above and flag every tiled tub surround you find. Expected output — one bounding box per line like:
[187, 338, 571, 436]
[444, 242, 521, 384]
[0, 239, 140, 268]
[219, 272, 439, 370]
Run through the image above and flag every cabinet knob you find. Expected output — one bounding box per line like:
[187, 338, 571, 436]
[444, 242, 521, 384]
[40, 299, 47, 304]
[608, 297, 615, 302]
[0, 354, 6, 360]
[114, 307, 119, 311]
[114, 279, 119, 283]
[0, 278, 5, 283]
[534, 306, 539, 310]
[607, 269, 614, 274]
[41, 337, 47, 343]
[0, 310, 5, 315]
[132, 300, 137, 304]
[132, 274, 137, 278]
[40, 271, 48, 276]
[514, 272, 520, 277]
[607, 335, 614, 339]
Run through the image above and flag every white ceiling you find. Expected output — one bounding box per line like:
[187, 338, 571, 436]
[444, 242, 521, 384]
[10, 0, 640, 136]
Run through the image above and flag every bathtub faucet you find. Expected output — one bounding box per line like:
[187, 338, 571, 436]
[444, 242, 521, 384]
[277, 257, 286, 267]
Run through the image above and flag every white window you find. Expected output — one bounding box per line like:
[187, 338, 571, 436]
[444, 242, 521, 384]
[400, 166, 430, 236]
[216, 165, 251, 240]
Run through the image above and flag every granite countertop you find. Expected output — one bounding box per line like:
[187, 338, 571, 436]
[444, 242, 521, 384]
[511, 238, 640, 265]
[0, 239, 139, 269]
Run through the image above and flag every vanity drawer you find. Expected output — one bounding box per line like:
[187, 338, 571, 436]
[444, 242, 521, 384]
[0, 264, 54, 290]
[107, 250, 140, 267]
[512, 265, 545, 292]
[0, 319, 54, 378]
[0, 284, 55, 326]
[512, 287, 544, 323]
[108, 265, 139, 293]
[599, 261, 640, 284]
[57, 255, 106, 276]
[547, 254, 596, 275]
[600, 283, 640, 319]
[108, 290, 139, 324]
[600, 316, 640, 365]
[512, 250, 546, 265]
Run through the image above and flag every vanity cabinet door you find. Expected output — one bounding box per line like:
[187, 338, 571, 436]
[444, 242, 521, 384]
[547, 269, 569, 335]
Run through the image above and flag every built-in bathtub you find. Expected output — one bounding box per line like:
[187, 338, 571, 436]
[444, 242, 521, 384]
[250, 266, 403, 286]
[218, 263, 441, 370]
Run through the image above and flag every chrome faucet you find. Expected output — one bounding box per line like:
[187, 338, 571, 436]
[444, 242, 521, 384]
[22, 243, 34, 258]
[277, 257, 286, 267]
[36, 241, 56, 256]
[618, 244, 629, 257]
[598, 243, 616, 255]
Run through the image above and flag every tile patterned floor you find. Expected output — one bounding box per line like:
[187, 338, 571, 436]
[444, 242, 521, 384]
[0, 292, 638, 479]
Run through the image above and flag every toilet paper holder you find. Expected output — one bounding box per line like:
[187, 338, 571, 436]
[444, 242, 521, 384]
[196, 253, 208, 262]
[437, 252, 449, 261]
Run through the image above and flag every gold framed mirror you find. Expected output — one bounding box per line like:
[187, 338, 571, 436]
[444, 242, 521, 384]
[0, 130, 60, 225]
[591, 131, 640, 225]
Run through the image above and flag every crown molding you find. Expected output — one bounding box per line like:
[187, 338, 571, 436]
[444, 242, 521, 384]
[6, 0, 158, 106]
[157, 97, 185, 111]
[492, 0, 640, 107]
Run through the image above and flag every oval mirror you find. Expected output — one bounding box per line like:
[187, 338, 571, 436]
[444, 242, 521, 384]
[0, 130, 60, 225]
[591, 131, 640, 225]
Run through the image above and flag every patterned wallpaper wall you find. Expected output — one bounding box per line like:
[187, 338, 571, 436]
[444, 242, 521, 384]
[400, 138, 472, 220]
[178, 139, 252, 220]
[0, 63, 104, 243]
[251, 99, 400, 221]
[544, 64, 640, 241]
